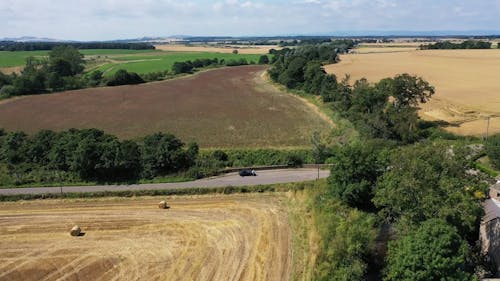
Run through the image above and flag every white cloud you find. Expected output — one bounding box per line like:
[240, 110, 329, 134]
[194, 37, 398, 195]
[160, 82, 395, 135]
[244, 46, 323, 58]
[1, 0, 500, 40]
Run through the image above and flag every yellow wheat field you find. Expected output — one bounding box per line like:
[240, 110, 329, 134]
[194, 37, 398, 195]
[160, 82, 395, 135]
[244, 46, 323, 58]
[154, 44, 280, 54]
[325, 49, 500, 136]
[0, 194, 293, 281]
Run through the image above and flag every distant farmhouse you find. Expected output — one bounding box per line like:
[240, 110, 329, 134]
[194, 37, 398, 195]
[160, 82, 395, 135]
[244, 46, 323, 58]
[481, 181, 500, 277]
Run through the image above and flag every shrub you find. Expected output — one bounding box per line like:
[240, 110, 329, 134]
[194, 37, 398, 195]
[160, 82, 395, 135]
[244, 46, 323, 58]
[106, 69, 144, 86]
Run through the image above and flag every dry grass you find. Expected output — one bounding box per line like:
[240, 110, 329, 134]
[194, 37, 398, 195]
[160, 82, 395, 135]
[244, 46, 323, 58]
[0, 194, 293, 281]
[353, 46, 418, 54]
[325, 49, 500, 135]
[0, 65, 332, 148]
[155, 44, 280, 54]
[0, 66, 23, 74]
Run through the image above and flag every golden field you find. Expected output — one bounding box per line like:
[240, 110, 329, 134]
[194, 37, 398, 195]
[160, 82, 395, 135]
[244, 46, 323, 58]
[0, 194, 298, 281]
[325, 49, 500, 135]
[154, 44, 280, 54]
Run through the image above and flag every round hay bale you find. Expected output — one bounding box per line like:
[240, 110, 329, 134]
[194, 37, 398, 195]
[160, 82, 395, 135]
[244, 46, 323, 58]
[70, 225, 81, 236]
[158, 201, 168, 209]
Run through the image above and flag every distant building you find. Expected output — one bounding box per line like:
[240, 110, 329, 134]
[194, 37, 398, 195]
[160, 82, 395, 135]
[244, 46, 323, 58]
[490, 181, 500, 200]
[481, 181, 500, 277]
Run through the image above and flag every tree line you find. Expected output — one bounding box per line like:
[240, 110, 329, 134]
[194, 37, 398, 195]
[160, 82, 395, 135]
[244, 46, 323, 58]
[0, 129, 198, 184]
[268, 42, 497, 279]
[0, 41, 155, 51]
[269, 43, 435, 143]
[0, 127, 315, 187]
[420, 40, 492, 49]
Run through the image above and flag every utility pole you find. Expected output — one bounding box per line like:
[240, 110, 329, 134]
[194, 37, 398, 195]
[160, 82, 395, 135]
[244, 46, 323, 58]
[486, 116, 491, 141]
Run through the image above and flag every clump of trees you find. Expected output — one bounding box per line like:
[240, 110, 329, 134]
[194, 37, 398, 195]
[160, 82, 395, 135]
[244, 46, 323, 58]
[384, 219, 473, 281]
[0, 45, 88, 97]
[106, 69, 144, 86]
[268, 40, 494, 279]
[0, 129, 199, 184]
[269, 43, 436, 143]
[326, 140, 489, 279]
[313, 194, 377, 281]
[420, 40, 492, 50]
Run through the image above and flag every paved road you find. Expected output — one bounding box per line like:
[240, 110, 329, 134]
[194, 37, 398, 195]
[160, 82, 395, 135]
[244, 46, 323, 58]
[0, 168, 330, 195]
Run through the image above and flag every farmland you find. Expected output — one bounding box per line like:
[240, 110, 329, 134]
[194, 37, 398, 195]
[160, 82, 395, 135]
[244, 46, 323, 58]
[0, 49, 265, 77]
[93, 52, 263, 76]
[155, 44, 280, 54]
[0, 49, 159, 68]
[0, 193, 295, 281]
[0, 65, 332, 148]
[325, 49, 500, 135]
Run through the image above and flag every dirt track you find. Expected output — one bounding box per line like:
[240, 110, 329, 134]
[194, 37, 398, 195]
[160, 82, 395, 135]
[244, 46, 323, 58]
[0, 194, 292, 281]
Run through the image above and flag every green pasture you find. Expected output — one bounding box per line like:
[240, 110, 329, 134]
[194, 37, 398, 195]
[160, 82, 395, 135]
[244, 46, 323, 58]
[94, 52, 263, 76]
[0, 49, 265, 76]
[0, 49, 159, 68]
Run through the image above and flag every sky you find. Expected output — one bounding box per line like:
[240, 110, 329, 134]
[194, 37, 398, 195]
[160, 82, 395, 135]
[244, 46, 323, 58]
[2, 0, 500, 41]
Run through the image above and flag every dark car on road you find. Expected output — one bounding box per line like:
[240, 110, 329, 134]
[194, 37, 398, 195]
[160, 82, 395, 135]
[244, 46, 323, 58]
[239, 169, 257, 177]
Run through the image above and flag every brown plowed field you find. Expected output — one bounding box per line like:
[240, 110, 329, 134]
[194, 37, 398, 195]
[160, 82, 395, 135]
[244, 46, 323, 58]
[325, 49, 500, 136]
[0, 194, 292, 281]
[0, 65, 331, 147]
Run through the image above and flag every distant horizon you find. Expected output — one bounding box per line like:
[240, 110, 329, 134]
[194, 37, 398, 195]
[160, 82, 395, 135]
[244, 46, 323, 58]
[4, 30, 500, 43]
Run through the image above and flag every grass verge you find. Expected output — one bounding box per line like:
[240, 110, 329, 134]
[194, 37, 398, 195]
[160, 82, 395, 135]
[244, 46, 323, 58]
[0, 179, 323, 202]
[476, 156, 500, 177]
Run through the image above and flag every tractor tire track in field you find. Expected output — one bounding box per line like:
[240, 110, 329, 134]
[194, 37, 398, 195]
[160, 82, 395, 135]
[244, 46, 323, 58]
[0, 194, 292, 281]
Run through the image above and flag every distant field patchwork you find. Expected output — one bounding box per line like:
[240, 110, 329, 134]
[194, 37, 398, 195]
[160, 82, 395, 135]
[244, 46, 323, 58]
[0, 49, 159, 68]
[325, 49, 500, 136]
[0, 65, 332, 148]
[94, 52, 263, 76]
[0, 49, 264, 77]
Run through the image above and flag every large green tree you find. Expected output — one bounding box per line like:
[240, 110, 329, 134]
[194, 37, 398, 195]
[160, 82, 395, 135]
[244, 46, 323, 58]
[328, 140, 390, 210]
[48, 45, 85, 76]
[384, 219, 472, 281]
[373, 142, 484, 240]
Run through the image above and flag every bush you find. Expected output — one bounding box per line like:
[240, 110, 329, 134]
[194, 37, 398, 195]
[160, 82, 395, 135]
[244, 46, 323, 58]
[106, 69, 144, 86]
[385, 219, 472, 281]
[313, 191, 377, 281]
[258, 55, 270, 64]
[172, 61, 194, 74]
[0, 85, 16, 98]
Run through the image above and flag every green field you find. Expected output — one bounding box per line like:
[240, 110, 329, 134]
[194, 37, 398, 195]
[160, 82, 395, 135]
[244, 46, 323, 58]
[0, 49, 159, 68]
[94, 52, 262, 76]
[0, 49, 264, 76]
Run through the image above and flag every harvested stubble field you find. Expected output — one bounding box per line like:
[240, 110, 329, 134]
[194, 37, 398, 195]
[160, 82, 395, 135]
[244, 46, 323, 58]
[0, 65, 332, 147]
[154, 44, 280, 54]
[325, 49, 500, 135]
[0, 194, 293, 281]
